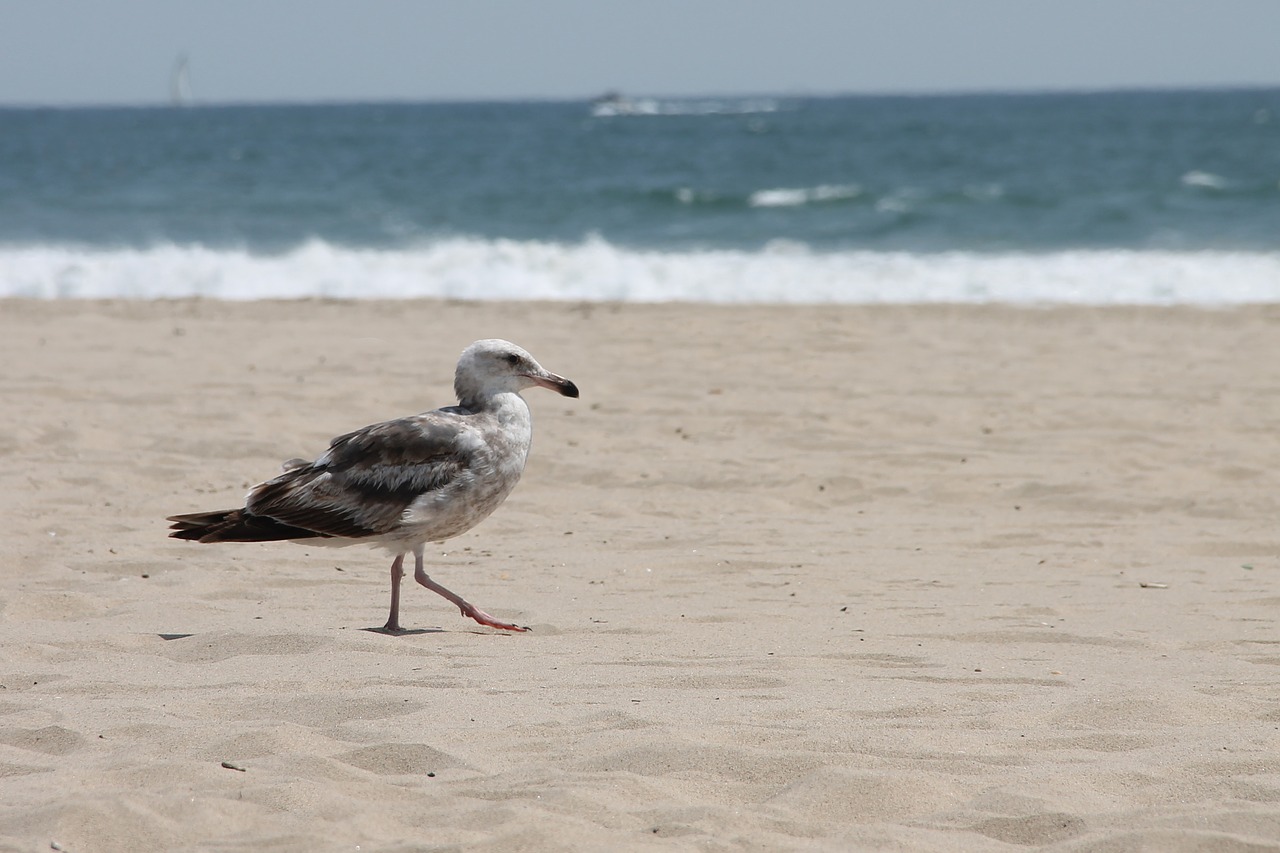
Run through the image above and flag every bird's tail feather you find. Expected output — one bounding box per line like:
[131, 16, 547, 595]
[167, 509, 325, 543]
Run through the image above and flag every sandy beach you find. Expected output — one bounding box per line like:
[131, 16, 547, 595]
[2, 297, 1279, 851]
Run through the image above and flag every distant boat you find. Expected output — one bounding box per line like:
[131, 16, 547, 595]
[590, 91, 659, 117]
[170, 54, 193, 106]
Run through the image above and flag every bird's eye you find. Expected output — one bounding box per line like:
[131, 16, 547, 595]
[503, 353, 521, 366]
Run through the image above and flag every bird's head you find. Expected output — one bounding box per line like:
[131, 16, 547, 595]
[454, 339, 579, 406]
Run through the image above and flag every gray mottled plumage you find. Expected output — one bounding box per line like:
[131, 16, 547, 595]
[168, 339, 579, 633]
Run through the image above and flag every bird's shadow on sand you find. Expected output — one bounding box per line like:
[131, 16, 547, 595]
[155, 627, 514, 640]
[360, 626, 526, 637]
[155, 628, 449, 640]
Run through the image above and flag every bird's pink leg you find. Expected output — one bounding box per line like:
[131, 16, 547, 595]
[413, 545, 528, 632]
[383, 553, 406, 632]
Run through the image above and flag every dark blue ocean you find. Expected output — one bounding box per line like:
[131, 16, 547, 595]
[1, 89, 1278, 302]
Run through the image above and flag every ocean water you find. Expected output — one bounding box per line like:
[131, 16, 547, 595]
[1, 89, 1278, 303]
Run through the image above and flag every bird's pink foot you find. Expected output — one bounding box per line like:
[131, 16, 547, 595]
[412, 559, 528, 632]
[459, 604, 529, 632]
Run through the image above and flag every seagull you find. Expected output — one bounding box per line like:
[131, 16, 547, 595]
[167, 339, 579, 633]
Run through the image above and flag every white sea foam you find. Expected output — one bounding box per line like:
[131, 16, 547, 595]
[749, 184, 862, 207]
[2, 238, 1278, 305]
[1181, 171, 1228, 189]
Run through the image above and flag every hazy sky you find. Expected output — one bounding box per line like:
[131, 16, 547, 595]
[3, 0, 1279, 106]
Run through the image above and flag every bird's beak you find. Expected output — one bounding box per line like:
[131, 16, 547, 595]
[527, 371, 580, 398]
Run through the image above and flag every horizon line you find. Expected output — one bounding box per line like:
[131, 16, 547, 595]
[2, 82, 1279, 111]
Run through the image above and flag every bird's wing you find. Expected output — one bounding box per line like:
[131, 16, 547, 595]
[246, 414, 475, 538]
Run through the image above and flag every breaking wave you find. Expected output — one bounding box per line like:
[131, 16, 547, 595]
[3, 238, 1278, 305]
